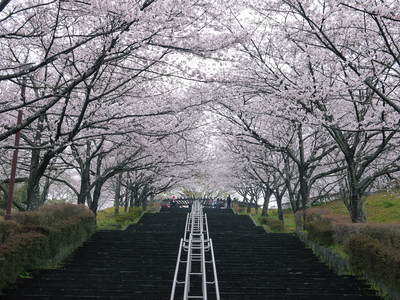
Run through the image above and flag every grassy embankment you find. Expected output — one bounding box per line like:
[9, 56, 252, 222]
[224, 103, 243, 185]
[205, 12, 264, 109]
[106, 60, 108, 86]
[234, 206, 296, 233]
[322, 191, 400, 224]
[234, 190, 400, 233]
[96, 203, 160, 230]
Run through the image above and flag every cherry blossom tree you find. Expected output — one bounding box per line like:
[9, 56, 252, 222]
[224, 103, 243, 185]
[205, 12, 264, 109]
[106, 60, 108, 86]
[203, 0, 400, 222]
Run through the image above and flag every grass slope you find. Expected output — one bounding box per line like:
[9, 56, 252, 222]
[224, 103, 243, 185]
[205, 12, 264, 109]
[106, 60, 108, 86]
[235, 206, 295, 233]
[235, 190, 400, 233]
[96, 207, 144, 230]
[322, 191, 400, 224]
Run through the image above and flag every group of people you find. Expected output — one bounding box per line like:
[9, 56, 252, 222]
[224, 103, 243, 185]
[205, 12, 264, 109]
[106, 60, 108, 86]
[167, 195, 233, 209]
[211, 195, 232, 209]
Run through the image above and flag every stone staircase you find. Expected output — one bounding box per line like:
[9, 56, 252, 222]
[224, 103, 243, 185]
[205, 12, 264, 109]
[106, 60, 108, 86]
[0, 208, 381, 299]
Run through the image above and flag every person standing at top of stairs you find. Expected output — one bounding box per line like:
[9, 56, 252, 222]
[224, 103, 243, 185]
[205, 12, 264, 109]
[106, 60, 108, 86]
[226, 195, 232, 209]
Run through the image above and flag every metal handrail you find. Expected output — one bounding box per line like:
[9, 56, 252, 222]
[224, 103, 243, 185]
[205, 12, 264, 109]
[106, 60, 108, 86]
[170, 238, 184, 300]
[170, 200, 221, 300]
[183, 234, 193, 298]
[200, 234, 208, 300]
[209, 239, 220, 300]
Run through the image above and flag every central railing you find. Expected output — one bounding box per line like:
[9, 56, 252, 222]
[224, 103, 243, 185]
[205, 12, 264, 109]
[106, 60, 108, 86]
[170, 201, 220, 300]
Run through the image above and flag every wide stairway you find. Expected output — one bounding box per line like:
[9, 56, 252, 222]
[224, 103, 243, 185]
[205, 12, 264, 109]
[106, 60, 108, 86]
[1, 208, 380, 299]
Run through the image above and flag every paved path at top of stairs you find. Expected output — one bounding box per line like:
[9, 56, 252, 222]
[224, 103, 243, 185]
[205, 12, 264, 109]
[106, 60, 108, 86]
[0, 208, 381, 300]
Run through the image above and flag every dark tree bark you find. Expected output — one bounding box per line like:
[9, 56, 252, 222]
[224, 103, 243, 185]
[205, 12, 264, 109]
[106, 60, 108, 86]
[276, 194, 284, 222]
[124, 185, 129, 212]
[76, 141, 92, 205]
[114, 173, 123, 216]
[261, 188, 272, 216]
[0, 0, 11, 12]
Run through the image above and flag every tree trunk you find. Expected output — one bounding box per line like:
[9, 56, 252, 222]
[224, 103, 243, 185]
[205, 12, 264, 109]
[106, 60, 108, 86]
[349, 194, 366, 223]
[129, 188, 134, 212]
[114, 173, 122, 216]
[124, 186, 129, 212]
[90, 181, 103, 214]
[39, 177, 51, 206]
[26, 149, 41, 209]
[297, 124, 310, 210]
[134, 187, 141, 207]
[246, 195, 251, 214]
[89, 154, 105, 214]
[139, 184, 149, 209]
[261, 188, 272, 216]
[347, 162, 366, 223]
[77, 141, 92, 205]
[348, 171, 366, 222]
[26, 168, 43, 210]
[284, 155, 300, 212]
[276, 194, 284, 223]
[298, 171, 309, 210]
[26, 114, 45, 210]
[77, 163, 90, 205]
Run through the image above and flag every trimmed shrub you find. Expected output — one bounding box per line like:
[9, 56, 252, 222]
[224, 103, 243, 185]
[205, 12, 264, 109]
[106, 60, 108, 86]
[266, 219, 284, 232]
[0, 220, 20, 244]
[13, 203, 91, 226]
[0, 203, 95, 289]
[306, 218, 335, 246]
[334, 223, 400, 248]
[0, 232, 48, 288]
[258, 216, 284, 232]
[296, 209, 339, 246]
[345, 234, 400, 291]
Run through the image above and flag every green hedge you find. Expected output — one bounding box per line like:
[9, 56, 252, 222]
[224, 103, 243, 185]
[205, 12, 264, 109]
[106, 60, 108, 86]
[258, 216, 284, 232]
[0, 204, 95, 289]
[296, 208, 400, 295]
[345, 234, 400, 291]
[295, 209, 337, 246]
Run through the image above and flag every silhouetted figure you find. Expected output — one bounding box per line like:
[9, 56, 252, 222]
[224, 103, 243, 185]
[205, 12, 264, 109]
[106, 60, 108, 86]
[227, 195, 232, 209]
[217, 198, 224, 209]
[212, 198, 217, 208]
